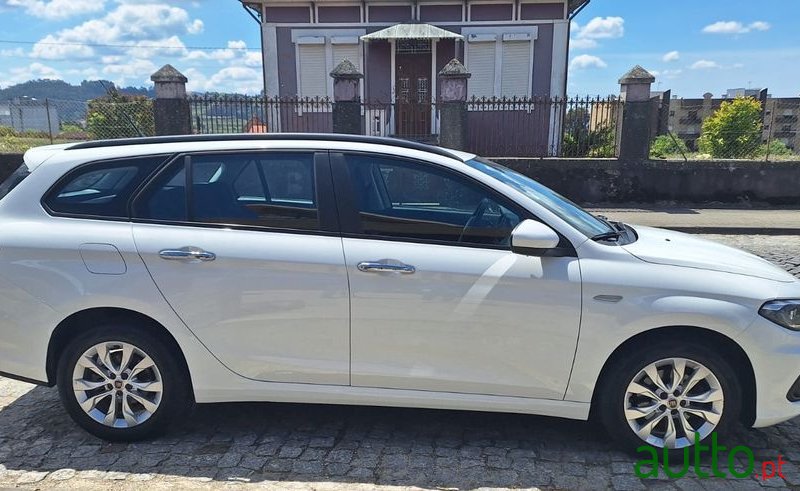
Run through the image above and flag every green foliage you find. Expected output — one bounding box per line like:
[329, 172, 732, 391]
[650, 134, 689, 159]
[87, 92, 155, 139]
[698, 97, 763, 158]
[0, 126, 15, 137]
[758, 140, 795, 157]
[562, 107, 617, 157]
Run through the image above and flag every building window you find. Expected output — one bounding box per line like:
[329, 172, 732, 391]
[500, 35, 532, 97]
[296, 35, 361, 99]
[465, 31, 535, 99]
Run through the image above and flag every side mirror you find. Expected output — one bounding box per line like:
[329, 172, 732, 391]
[511, 219, 560, 255]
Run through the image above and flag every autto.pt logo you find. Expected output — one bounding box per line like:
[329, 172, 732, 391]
[634, 433, 787, 481]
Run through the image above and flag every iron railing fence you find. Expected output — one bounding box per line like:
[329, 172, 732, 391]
[466, 95, 621, 158]
[188, 94, 623, 158]
[188, 95, 333, 135]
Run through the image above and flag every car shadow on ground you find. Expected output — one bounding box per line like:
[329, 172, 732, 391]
[1, 384, 797, 488]
[0, 384, 626, 488]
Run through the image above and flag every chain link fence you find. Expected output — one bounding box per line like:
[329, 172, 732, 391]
[0, 97, 155, 153]
[657, 96, 800, 161]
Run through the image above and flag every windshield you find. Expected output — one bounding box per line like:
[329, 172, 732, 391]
[465, 157, 614, 238]
[0, 163, 30, 202]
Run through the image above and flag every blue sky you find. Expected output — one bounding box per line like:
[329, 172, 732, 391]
[0, 0, 799, 97]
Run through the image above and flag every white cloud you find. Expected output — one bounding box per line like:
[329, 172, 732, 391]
[748, 21, 771, 32]
[660, 69, 683, 79]
[102, 58, 157, 86]
[569, 54, 607, 70]
[690, 59, 721, 70]
[570, 16, 623, 52]
[570, 38, 598, 50]
[702, 20, 771, 34]
[31, 3, 204, 60]
[186, 66, 262, 94]
[184, 40, 252, 63]
[6, 0, 104, 20]
[575, 16, 624, 40]
[662, 50, 680, 62]
[0, 62, 60, 88]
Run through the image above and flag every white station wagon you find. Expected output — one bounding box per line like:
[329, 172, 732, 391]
[1, 134, 800, 451]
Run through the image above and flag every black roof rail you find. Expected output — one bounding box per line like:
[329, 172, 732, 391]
[66, 133, 465, 160]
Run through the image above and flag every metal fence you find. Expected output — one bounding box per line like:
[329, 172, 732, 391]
[659, 96, 800, 161]
[466, 95, 621, 158]
[0, 97, 155, 153]
[188, 94, 623, 158]
[189, 95, 333, 135]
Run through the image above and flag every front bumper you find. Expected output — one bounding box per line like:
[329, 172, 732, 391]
[739, 315, 800, 427]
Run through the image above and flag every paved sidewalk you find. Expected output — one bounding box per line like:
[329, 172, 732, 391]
[588, 207, 800, 234]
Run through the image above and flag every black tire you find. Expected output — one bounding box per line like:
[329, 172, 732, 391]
[56, 322, 192, 441]
[598, 341, 741, 454]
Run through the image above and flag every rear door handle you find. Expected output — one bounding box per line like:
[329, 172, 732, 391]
[357, 261, 415, 274]
[159, 247, 216, 262]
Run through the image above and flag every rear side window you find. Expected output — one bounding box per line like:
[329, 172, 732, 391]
[133, 152, 319, 231]
[44, 156, 166, 218]
[0, 163, 31, 201]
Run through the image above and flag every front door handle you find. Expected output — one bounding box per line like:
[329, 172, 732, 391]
[357, 261, 415, 274]
[159, 247, 216, 262]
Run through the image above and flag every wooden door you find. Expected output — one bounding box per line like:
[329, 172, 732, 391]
[395, 40, 432, 139]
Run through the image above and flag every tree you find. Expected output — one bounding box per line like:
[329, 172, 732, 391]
[697, 97, 763, 158]
[561, 107, 617, 158]
[650, 134, 689, 159]
[87, 91, 155, 139]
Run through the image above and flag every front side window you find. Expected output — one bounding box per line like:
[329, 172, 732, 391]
[134, 152, 319, 231]
[44, 156, 166, 218]
[343, 154, 521, 246]
[466, 157, 614, 238]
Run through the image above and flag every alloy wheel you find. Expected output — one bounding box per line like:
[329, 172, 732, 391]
[623, 357, 724, 449]
[71, 341, 164, 428]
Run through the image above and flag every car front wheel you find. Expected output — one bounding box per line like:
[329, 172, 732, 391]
[56, 323, 191, 441]
[599, 342, 741, 451]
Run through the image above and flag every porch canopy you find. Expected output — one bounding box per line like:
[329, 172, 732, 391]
[360, 23, 464, 42]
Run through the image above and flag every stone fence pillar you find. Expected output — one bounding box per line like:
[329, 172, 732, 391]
[330, 59, 363, 135]
[437, 59, 471, 151]
[151, 65, 191, 136]
[617, 65, 655, 161]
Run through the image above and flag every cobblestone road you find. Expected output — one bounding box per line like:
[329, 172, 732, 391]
[2, 235, 800, 490]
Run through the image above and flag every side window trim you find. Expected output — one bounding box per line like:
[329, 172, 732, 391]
[331, 151, 577, 256]
[130, 149, 340, 235]
[41, 154, 171, 221]
[330, 151, 532, 249]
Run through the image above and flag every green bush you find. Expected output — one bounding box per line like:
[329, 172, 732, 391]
[87, 91, 155, 139]
[0, 126, 15, 137]
[758, 140, 795, 157]
[698, 97, 763, 158]
[650, 135, 689, 159]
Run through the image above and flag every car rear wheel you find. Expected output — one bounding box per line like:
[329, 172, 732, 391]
[599, 342, 741, 452]
[56, 323, 191, 441]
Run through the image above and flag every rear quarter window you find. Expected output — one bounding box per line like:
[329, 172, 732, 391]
[0, 163, 31, 201]
[44, 156, 168, 218]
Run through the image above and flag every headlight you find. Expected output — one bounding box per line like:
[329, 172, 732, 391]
[759, 300, 800, 330]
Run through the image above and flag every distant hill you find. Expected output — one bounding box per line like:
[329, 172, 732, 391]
[0, 79, 155, 102]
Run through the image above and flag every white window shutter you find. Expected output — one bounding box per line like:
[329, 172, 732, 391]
[332, 43, 360, 70]
[500, 40, 531, 97]
[467, 41, 496, 98]
[298, 44, 328, 98]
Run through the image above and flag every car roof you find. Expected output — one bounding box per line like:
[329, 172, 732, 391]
[23, 134, 475, 171]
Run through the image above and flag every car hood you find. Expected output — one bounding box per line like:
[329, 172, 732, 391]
[621, 225, 796, 283]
